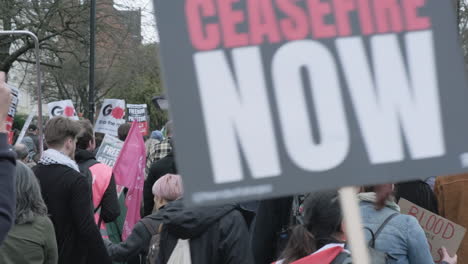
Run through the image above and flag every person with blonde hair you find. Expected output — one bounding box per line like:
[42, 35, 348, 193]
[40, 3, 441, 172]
[105, 174, 183, 263]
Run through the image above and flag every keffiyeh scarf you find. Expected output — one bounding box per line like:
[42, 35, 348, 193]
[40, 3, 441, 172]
[38, 149, 80, 172]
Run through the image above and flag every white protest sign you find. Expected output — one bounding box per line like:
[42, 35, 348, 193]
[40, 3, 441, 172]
[96, 134, 124, 168]
[15, 110, 36, 146]
[6, 84, 19, 144]
[95, 99, 126, 137]
[399, 198, 466, 262]
[47, 100, 79, 120]
[127, 104, 149, 136]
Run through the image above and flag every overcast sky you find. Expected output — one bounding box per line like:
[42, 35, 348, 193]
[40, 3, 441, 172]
[115, 0, 159, 43]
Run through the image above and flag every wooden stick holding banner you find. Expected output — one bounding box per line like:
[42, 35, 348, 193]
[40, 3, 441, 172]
[14, 109, 36, 146]
[0, 30, 43, 156]
[339, 187, 370, 264]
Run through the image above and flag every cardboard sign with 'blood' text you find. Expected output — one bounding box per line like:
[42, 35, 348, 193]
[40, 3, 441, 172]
[399, 198, 466, 262]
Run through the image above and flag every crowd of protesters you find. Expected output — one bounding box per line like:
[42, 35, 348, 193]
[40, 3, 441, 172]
[0, 71, 465, 264]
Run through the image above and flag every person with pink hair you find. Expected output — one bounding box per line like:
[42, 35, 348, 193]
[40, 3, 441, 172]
[104, 174, 183, 263]
[152, 174, 183, 210]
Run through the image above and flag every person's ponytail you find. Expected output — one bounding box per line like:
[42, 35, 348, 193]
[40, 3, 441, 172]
[280, 225, 316, 264]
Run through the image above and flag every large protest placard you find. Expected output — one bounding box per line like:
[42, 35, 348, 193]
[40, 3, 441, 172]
[6, 84, 19, 144]
[95, 99, 126, 137]
[399, 199, 466, 262]
[96, 134, 124, 168]
[127, 104, 149, 136]
[154, 0, 468, 206]
[47, 100, 79, 120]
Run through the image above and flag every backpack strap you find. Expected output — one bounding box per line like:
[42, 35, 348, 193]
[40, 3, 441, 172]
[374, 213, 399, 239]
[368, 213, 399, 248]
[141, 218, 159, 236]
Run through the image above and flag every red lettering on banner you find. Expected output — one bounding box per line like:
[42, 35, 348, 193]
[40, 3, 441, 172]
[184, 0, 432, 50]
[433, 219, 443, 235]
[443, 223, 455, 239]
[248, 0, 281, 44]
[408, 206, 419, 218]
[307, 0, 337, 38]
[332, 0, 355, 36]
[277, 0, 309, 40]
[425, 215, 436, 230]
[435, 248, 443, 263]
[218, 0, 249, 47]
[418, 210, 426, 223]
[356, 0, 375, 35]
[403, 0, 431, 30]
[186, 0, 221, 50]
[373, 0, 404, 33]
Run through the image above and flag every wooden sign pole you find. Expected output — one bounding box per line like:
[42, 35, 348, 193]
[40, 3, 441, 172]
[339, 187, 370, 264]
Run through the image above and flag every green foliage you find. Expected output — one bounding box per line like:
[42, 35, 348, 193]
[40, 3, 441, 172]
[106, 43, 168, 131]
[12, 114, 28, 131]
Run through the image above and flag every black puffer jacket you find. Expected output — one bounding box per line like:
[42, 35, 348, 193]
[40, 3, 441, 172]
[158, 200, 254, 264]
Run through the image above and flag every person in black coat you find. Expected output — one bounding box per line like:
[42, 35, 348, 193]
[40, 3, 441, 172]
[105, 174, 184, 263]
[143, 150, 177, 216]
[157, 199, 255, 264]
[0, 72, 15, 245]
[75, 120, 120, 223]
[251, 196, 294, 264]
[33, 117, 111, 264]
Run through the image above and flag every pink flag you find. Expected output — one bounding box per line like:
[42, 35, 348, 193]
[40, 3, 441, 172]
[113, 122, 146, 240]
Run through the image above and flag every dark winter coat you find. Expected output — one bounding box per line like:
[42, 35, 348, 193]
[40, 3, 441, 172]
[33, 163, 112, 264]
[0, 133, 15, 245]
[157, 200, 254, 264]
[251, 196, 294, 264]
[75, 148, 120, 223]
[105, 206, 167, 263]
[143, 152, 177, 216]
[395, 180, 438, 214]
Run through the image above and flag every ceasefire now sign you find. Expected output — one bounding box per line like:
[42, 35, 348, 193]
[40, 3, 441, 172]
[154, 0, 468, 206]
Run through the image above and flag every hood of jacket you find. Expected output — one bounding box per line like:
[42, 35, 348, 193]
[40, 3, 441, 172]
[358, 192, 400, 212]
[75, 148, 96, 164]
[148, 199, 251, 240]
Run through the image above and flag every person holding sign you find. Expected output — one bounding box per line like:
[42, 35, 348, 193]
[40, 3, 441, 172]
[359, 186, 456, 264]
[274, 190, 457, 264]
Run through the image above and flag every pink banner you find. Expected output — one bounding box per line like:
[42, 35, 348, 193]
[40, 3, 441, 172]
[113, 122, 146, 240]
